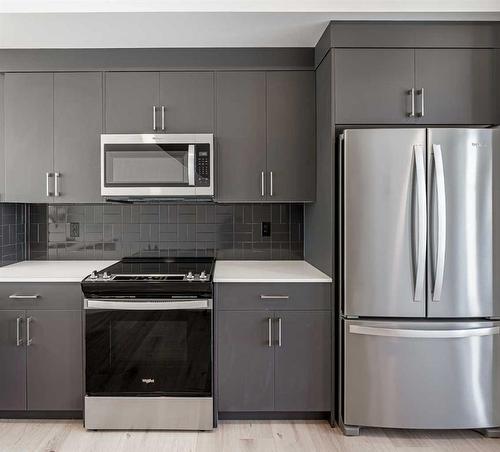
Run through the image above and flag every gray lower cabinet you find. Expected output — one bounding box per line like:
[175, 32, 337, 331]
[415, 49, 495, 124]
[274, 311, 331, 411]
[105, 71, 159, 133]
[26, 310, 83, 411]
[0, 310, 26, 410]
[53, 72, 103, 203]
[159, 72, 214, 133]
[217, 283, 331, 414]
[218, 311, 274, 412]
[0, 284, 83, 412]
[4, 73, 54, 203]
[266, 71, 315, 202]
[216, 71, 267, 202]
[334, 49, 415, 124]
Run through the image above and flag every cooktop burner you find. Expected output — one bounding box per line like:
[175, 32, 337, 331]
[81, 257, 215, 298]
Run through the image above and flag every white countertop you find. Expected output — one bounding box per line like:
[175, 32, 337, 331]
[0, 259, 332, 284]
[213, 260, 332, 283]
[0, 260, 118, 282]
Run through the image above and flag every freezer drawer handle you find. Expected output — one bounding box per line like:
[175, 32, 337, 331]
[349, 325, 500, 339]
[432, 144, 447, 302]
[413, 145, 427, 302]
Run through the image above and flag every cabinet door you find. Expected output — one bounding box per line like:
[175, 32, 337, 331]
[216, 72, 267, 202]
[4, 73, 54, 203]
[0, 310, 26, 410]
[159, 72, 214, 133]
[27, 310, 83, 411]
[266, 71, 315, 202]
[105, 72, 159, 133]
[415, 49, 495, 124]
[218, 311, 274, 411]
[54, 72, 103, 203]
[335, 49, 415, 124]
[274, 311, 331, 411]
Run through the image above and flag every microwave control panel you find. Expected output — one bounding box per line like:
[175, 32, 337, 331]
[195, 144, 211, 186]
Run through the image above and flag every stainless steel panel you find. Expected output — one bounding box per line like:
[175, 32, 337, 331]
[427, 129, 492, 318]
[343, 129, 426, 317]
[84, 298, 212, 310]
[344, 319, 500, 429]
[85, 396, 213, 430]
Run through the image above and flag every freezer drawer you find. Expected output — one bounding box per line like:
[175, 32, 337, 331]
[344, 319, 500, 430]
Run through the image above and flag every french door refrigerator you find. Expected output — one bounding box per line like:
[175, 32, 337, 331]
[339, 128, 500, 436]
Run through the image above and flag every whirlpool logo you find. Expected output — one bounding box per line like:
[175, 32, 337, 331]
[142, 378, 155, 384]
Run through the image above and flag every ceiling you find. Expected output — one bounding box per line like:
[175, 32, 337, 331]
[1, 1, 499, 48]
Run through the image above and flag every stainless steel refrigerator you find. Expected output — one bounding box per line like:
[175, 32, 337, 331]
[339, 128, 500, 436]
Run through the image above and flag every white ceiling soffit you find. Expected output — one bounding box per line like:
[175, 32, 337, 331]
[0, 2, 500, 48]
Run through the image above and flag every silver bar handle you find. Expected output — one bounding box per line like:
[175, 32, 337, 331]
[432, 144, 446, 302]
[413, 145, 426, 302]
[46, 172, 52, 197]
[152, 105, 157, 131]
[161, 105, 165, 132]
[16, 317, 23, 346]
[350, 324, 500, 339]
[26, 317, 32, 346]
[417, 88, 425, 117]
[260, 295, 289, 300]
[187, 145, 195, 186]
[268, 317, 272, 347]
[54, 172, 60, 197]
[9, 294, 40, 299]
[278, 317, 282, 347]
[261, 171, 265, 197]
[407, 88, 415, 117]
[85, 298, 212, 311]
[269, 171, 274, 197]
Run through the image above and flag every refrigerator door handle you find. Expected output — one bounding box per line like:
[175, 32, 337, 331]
[432, 144, 447, 302]
[414, 145, 426, 302]
[349, 324, 500, 339]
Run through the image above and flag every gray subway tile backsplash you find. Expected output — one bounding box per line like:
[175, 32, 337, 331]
[0, 204, 26, 266]
[28, 203, 304, 261]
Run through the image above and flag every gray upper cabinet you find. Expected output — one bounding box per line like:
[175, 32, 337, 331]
[334, 49, 415, 124]
[266, 71, 315, 202]
[218, 310, 274, 412]
[4, 73, 54, 203]
[274, 311, 331, 411]
[53, 72, 103, 203]
[415, 49, 495, 124]
[216, 72, 267, 202]
[159, 72, 214, 133]
[0, 310, 26, 411]
[27, 310, 83, 411]
[105, 72, 159, 133]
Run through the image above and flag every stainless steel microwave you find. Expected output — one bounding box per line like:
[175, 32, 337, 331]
[101, 134, 214, 198]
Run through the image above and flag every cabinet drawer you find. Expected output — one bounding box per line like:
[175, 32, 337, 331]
[0, 283, 82, 310]
[217, 283, 330, 311]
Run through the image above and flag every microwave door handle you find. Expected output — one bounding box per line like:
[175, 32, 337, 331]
[188, 145, 195, 186]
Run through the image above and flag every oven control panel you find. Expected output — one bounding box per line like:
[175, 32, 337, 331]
[195, 144, 211, 187]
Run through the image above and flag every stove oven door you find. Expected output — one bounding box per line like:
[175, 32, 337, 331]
[85, 301, 212, 397]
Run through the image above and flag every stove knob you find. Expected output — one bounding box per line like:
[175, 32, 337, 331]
[200, 271, 207, 280]
[102, 271, 111, 280]
[187, 272, 194, 280]
[89, 271, 98, 280]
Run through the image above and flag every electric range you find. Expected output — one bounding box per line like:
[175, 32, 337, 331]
[81, 257, 214, 431]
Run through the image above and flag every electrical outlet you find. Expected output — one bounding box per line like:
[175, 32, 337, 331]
[69, 222, 80, 238]
[261, 221, 271, 237]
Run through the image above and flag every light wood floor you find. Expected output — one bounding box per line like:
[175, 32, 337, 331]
[0, 420, 498, 452]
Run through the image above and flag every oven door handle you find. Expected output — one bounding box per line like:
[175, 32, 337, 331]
[84, 298, 212, 310]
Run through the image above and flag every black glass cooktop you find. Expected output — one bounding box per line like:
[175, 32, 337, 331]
[99, 257, 214, 278]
